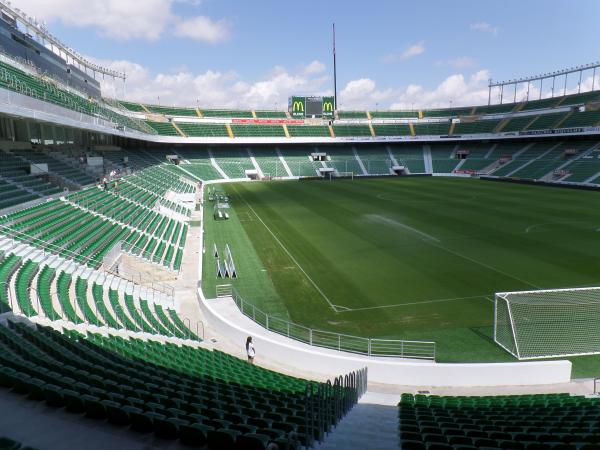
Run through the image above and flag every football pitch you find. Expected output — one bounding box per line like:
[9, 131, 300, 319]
[202, 177, 600, 376]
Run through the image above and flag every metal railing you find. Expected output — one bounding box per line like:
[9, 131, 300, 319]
[303, 367, 368, 449]
[217, 284, 436, 360]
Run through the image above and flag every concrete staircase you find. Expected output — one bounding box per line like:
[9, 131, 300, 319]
[316, 392, 399, 450]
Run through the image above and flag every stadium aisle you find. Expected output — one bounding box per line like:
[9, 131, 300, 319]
[315, 392, 399, 450]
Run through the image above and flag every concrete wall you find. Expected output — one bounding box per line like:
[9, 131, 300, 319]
[198, 291, 572, 387]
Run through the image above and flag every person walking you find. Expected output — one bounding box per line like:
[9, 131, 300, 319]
[246, 336, 255, 364]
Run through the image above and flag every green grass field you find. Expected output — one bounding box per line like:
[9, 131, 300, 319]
[202, 177, 600, 376]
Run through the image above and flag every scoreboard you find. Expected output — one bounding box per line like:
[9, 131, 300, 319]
[289, 96, 335, 119]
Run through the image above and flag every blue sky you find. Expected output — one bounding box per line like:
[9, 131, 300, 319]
[18, 0, 600, 109]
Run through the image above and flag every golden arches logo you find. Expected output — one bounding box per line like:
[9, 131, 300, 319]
[292, 101, 304, 112]
[323, 101, 334, 112]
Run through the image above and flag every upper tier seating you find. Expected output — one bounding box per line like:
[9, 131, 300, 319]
[202, 110, 254, 118]
[337, 111, 368, 119]
[453, 119, 501, 135]
[0, 61, 150, 134]
[422, 107, 473, 118]
[413, 122, 451, 136]
[287, 126, 330, 137]
[254, 111, 287, 119]
[118, 101, 146, 112]
[146, 105, 198, 117]
[145, 121, 180, 136]
[231, 125, 286, 138]
[332, 125, 372, 137]
[177, 123, 229, 137]
[372, 124, 411, 136]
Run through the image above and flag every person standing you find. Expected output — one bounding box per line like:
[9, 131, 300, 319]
[246, 336, 255, 364]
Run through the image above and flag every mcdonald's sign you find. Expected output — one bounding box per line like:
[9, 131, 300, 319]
[289, 96, 306, 118]
[322, 96, 335, 118]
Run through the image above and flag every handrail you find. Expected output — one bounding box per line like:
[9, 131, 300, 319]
[303, 366, 367, 449]
[217, 284, 436, 360]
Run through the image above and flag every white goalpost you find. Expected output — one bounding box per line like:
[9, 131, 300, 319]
[494, 286, 600, 360]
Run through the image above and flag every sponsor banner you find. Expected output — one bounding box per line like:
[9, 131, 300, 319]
[519, 127, 585, 136]
[454, 169, 476, 175]
[232, 119, 304, 125]
[290, 96, 306, 118]
[322, 96, 335, 119]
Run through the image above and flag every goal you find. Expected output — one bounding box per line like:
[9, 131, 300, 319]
[329, 171, 354, 180]
[494, 287, 600, 360]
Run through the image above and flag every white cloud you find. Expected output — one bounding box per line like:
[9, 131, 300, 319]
[389, 70, 492, 109]
[470, 22, 499, 36]
[174, 16, 230, 43]
[338, 78, 396, 110]
[97, 58, 331, 110]
[383, 41, 426, 63]
[303, 60, 326, 75]
[16, 0, 229, 42]
[436, 57, 477, 69]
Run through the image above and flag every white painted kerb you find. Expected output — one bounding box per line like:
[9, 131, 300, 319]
[198, 290, 572, 387]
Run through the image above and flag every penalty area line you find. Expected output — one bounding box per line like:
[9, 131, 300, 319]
[232, 185, 339, 313]
[336, 293, 493, 313]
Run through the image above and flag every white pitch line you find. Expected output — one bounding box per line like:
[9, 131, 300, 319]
[430, 242, 541, 290]
[525, 220, 589, 234]
[232, 186, 338, 313]
[336, 293, 492, 313]
[365, 214, 440, 243]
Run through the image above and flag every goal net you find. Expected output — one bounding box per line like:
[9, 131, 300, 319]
[329, 171, 354, 180]
[494, 287, 600, 360]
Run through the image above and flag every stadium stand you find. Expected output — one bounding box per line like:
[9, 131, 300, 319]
[231, 125, 286, 138]
[422, 107, 474, 117]
[370, 110, 418, 118]
[389, 144, 426, 173]
[326, 147, 363, 174]
[453, 119, 501, 135]
[144, 121, 180, 136]
[249, 148, 288, 178]
[287, 125, 331, 137]
[145, 105, 198, 117]
[177, 122, 230, 137]
[354, 145, 393, 175]
[372, 124, 412, 136]
[212, 148, 256, 179]
[278, 146, 323, 177]
[0, 319, 363, 449]
[332, 125, 372, 137]
[254, 110, 288, 119]
[413, 122, 451, 136]
[430, 144, 462, 174]
[9, 149, 95, 186]
[398, 392, 600, 450]
[202, 110, 254, 118]
[0, 61, 151, 134]
[337, 111, 369, 119]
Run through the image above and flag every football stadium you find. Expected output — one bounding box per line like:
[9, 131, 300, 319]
[1, 1, 600, 449]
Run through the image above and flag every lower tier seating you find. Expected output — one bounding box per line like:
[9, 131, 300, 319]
[0, 320, 358, 449]
[399, 393, 600, 450]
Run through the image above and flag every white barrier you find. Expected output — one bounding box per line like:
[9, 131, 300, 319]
[198, 291, 572, 387]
